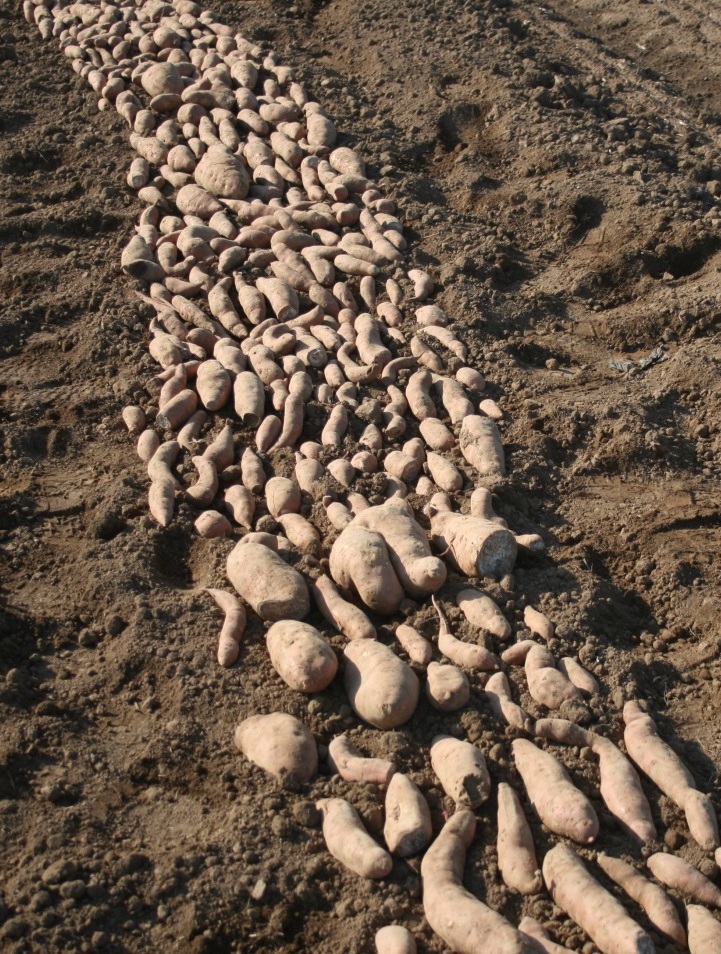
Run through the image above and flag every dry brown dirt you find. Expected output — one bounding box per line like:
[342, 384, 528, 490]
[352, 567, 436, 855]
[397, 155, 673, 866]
[1, 0, 721, 951]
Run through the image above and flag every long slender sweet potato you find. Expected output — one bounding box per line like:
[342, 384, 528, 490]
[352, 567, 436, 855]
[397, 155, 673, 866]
[597, 853, 686, 946]
[317, 797, 392, 879]
[646, 853, 721, 907]
[543, 844, 654, 954]
[394, 624, 433, 666]
[589, 734, 657, 844]
[344, 639, 419, 729]
[497, 783, 542, 895]
[421, 810, 537, 954]
[204, 588, 246, 667]
[434, 596, 499, 671]
[512, 739, 598, 844]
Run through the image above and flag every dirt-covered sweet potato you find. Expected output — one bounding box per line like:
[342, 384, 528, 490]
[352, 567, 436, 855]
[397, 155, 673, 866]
[344, 639, 419, 729]
[266, 620, 338, 693]
[226, 541, 309, 622]
[235, 712, 317, 782]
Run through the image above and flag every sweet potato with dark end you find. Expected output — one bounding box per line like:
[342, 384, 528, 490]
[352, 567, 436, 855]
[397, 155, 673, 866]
[430, 510, 517, 580]
[430, 735, 490, 809]
[317, 797, 393, 879]
[543, 844, 654, 954]
[330, 525, 404, 615]
[384, 773, 432, 858]
[512, 739, 599, 844]
[497, 783, 542, 896]
[421, 810, 538, 954]
[312, 574, 376, 640]
[226, 541, 309, 622]
[235, 712, 317, 782]
[327, 734, 397, 786]
[204, 588, 246, 667]
[344, 639, 419, 730]
[597, 853, 686, 946]
[266, 620, 337, 693]
[647, 852, 721, 907]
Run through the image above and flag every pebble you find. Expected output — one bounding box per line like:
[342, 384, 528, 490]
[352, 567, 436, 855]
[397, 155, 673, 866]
[42, 860, 78, 885]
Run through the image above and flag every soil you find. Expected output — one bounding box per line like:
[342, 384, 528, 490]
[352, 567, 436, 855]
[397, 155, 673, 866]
[1, 0, 721, 952]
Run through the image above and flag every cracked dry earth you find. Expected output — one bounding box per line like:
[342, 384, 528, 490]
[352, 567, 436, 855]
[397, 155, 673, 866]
[1, 0, 721, 952]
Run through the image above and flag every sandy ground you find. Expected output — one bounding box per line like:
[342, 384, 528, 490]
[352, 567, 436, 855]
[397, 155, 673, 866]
[1, 0, 721, 950]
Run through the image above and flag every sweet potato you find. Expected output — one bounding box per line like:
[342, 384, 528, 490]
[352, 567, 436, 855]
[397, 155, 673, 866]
[434, 377, 474, 425]
[434, 596, 499, 672]
[590, 734, 657, 844]
[265, 476, 301, 517]
[276, 513, 320, 555]
[226, 541, 309, 621]
[178, 409, 207, 451]
[322, 404, 349, 447]
[597, 853, 686, 946]
[395, 624, 433, 666]
[543, 844, 654, 954]
[497, 783, 542, 895]
[329, 524, 404, 615]
[426, 662, 469, 712]
[405, 369, 437, 421]
[518, 918, 570, 954]
[687, 904, 721, 952]
[557, 657, 599, 696]
[256, 415, 282, 453]
[204, 588, 246, 667]
[485, 672, 533, 732]
[430, 735, 490, 809]
[194, 144, 249, 199]
[156, 388, 198, 431]
[312, 574, 376, 640]
[456, 588, 511, 640]
[195, 511, 232, 538]
[266, 620, 337, 693]
[512, 739, 598, 844]
[122, 405, 146, 435]
[384, 773, 432, 858]
[458, 416, 505, 480]
[233, 371, 265, 427]
[186, 455, 218, 507]
[624, 701, 717, 849]
[137, 429, 160, 462]
[523, 605, 554, 640]
[426, 452, 463, 493]
[352, 500, 444, 599]
[224, 484, 255, 530]
[525, 645, 584, 710]
[375, 925, 416, 954]
[344, 638, 419, 729]
[256, 276, 299, 322]
[647, 852, 721, 907]
[241, 447, 266, 494]
[204, 424, 235, 471]
[235, 712, 317, 782]
[327, 734, 396, 786]
[419, 417, 456, 451]
[421, 810, 536, 954]
[317, 797, 392, 879]
[147, 439, 180, 527]
[430, 510, 517, 579]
